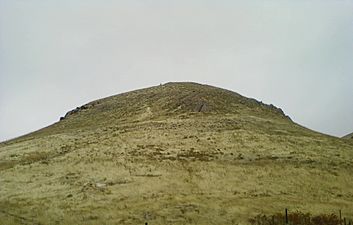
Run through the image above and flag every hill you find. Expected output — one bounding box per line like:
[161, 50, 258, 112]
[0, 82, 352, 224]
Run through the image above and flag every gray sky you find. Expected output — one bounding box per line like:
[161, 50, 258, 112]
[1, 0, 353, 142]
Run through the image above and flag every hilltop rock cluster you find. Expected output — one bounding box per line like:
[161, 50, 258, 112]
[60, 101, 101, 121]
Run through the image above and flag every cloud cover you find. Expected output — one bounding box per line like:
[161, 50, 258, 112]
[1, 0, 353, 141]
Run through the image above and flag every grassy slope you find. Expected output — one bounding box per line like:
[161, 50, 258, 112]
[0, 82, 352, 225]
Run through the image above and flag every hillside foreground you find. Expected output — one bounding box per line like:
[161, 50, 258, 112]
[0, 82, 352, 225]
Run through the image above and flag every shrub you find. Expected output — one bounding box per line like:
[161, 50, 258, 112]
[249, 211, 342, 225]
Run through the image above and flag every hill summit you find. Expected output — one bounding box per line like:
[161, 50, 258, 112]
[0, 82, 352, 225]
[58, 82, 290, 128]
[27, 82, 295, 141]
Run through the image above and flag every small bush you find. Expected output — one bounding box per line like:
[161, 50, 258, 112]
[249, 211, 342, 225]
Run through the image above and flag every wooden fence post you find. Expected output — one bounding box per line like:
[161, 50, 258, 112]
[285, 208, 288, 225]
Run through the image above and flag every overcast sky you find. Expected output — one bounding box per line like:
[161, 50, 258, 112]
[1, 0, 353, 142]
